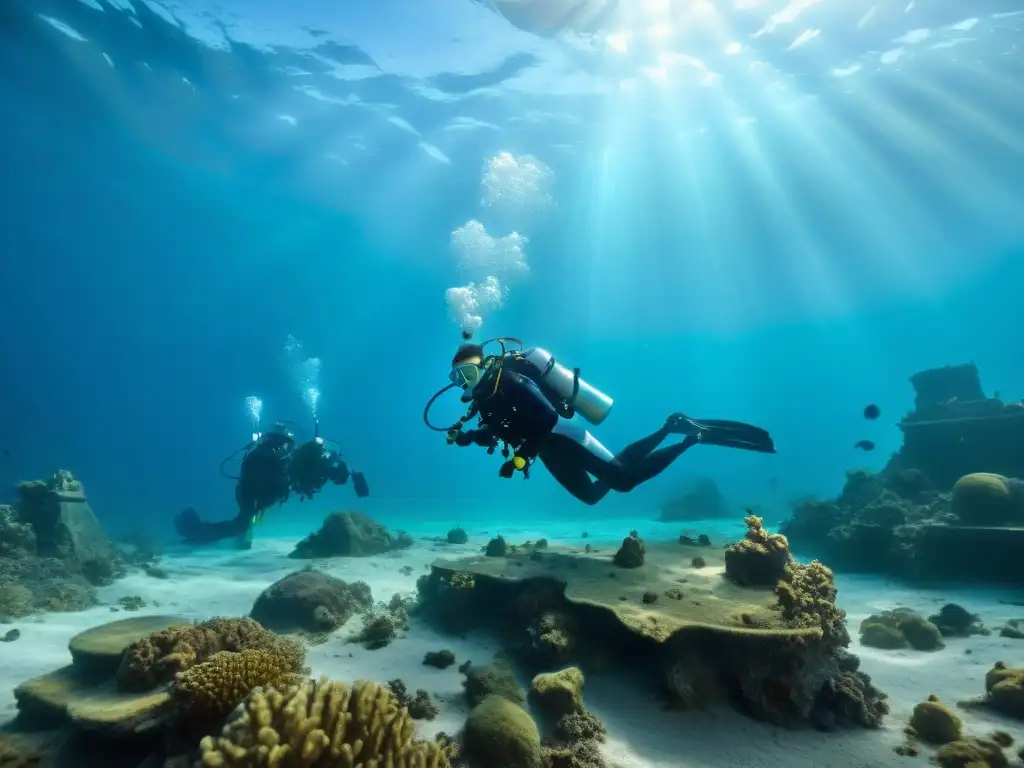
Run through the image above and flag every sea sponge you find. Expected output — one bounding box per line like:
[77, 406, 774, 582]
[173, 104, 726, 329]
[117, 617, 305, 692]
[724, 514, 791, 587]
[532, 612, 577, 665]
[774, 560, 850, 648]
[174, 649, 301, 720]
[198, 677, 450, 767]
[529, 668, 584, 719]
[909, 695, 962, 744]
[951, 473, 1013, 524]
[462, 695, 542, 768]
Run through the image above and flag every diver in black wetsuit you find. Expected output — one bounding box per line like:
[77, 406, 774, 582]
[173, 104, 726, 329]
[174, 422, 370, 547]
[436, 339, 775, 506]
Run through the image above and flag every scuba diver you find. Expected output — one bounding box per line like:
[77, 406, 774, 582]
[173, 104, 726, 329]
[423, 336, 776, 506]
[174, 420, 370, 547]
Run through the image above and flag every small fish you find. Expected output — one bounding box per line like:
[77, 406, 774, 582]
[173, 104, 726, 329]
[854, 440, 875, 451]
[863, 404, 880, 420]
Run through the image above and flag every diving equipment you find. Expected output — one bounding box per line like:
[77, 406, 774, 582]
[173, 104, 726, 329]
[669, 416, 776, 454]
[519, 347, 614, 425]
[450, 362, 483, 389]
[352, 471, 370, 498]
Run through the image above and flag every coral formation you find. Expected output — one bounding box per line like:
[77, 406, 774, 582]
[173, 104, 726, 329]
[908, 694, 962, 744]
[387, 679, 438, 721]
[462, 695, 541, 768]
[529, 668, 584, 719]
[612, 531, 644, 568]
[249, 568, 373, 634]
[1000, 619, 1024, 639]
[485, 536, 507, 557]
[951, 473, 1015, 524]
[724, 514, 790, 587]
[859, 609, 944, 651]
[934, 738, 1009, 768]
[288, 511, 413, 558]
[348, 601, 405, 650]
[529, 611, 577, 666]
[198, 677, 451, 767]
[423, 650, 456, 669]
[446, 528, 468, 544]
[116, 617, 305, 693]
[174, 648, 301, 719]
[781, 365, 1024, 583]
[983, 662, 1024, 720]
[421, 526, 886, 731]
[462, 653, 525, 707]
[928, 603, 988, 637]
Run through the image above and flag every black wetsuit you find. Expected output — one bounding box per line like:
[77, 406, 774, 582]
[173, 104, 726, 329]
[455, 356, 701, 505]
[175, 433, 366, 545]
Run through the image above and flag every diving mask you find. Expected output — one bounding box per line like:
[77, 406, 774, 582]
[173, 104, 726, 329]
[449, 362, 483, 389]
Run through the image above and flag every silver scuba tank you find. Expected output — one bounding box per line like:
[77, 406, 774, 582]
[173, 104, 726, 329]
[520, 347, 614, 425]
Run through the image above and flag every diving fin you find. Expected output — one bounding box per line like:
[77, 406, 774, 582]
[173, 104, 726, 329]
[352, 471, 370, 498]
[683, 417, 776, 454]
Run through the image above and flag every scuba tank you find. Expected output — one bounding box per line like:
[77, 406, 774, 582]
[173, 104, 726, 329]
[519, 347, 613, 425]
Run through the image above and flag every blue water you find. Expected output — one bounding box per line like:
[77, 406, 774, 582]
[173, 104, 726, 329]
[1, 0, 1023, 542]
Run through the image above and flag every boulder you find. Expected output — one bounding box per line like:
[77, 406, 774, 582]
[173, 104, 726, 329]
[250, 569, 373, 632]
[288, 511, 413, 558]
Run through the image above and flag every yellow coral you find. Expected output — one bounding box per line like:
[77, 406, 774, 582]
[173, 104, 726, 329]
[198, 677, 451, 767]
[952, 473, 1013, 524]
[117, 617, 305, 693]
[175, 649, 300, 719]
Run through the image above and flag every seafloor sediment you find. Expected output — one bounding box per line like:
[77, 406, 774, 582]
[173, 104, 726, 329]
[2, 516, 1024, 768]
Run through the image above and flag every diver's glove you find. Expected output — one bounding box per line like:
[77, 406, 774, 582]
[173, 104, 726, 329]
[448, 429, 478, 447]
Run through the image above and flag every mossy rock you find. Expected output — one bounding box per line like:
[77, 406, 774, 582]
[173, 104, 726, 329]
[429, 541, 819, 644]
[14, 665, 173, 737]
[68, 615, 192, 676]
[463, 695, 541, 768]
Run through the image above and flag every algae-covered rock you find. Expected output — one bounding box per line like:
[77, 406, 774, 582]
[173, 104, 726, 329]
[859, 609, 943, 651]
[928, 603, 987, 637]
[724, 514, 790, 587]
[485, 536, 507, 557]
[612, 531, 644, 568]
[984, 662, 1024, 720]
[1000, 619, 1024, 639]
[462, 653, 525, 707]
[288, 510, 412, 558]
[909, 694, 962, 744]
[463, 695, 542, 768]
[935, 737, 1008, 768]
[249, 568, 373, 633]
[529, 667, 584, 719]
[658, 477, 729, 522]
[447, 527, 469, 544]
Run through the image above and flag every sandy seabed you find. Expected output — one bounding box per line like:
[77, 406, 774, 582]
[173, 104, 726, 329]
[2, 516, 1023, 768]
